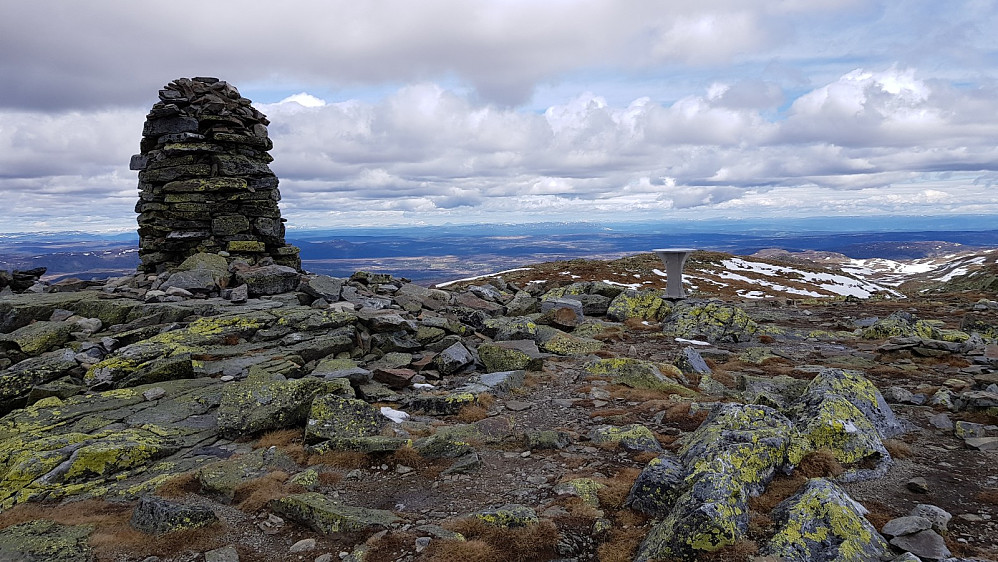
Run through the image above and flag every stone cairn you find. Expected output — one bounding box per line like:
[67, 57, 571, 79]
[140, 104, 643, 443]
[130, 77, 300, 273]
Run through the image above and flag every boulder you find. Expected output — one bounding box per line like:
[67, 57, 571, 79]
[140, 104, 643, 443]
[216, 368, 325, 438]
[130, 495, 219, 534]
[766, 478, 891, 561]
[625, 452, 686, 518]
[270, 492, 400, 534]
[606, 290, 670, 322]
[663, 301, 758, 343]
[862, 311, 939, 340]
[432, 342, 475, 375]
[477, 340, 546, 372]
[234, 265, 301, 296]
[0, 520, 93, 561]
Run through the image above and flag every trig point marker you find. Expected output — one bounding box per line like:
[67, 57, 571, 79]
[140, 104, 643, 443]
[654, 248, 696, 299]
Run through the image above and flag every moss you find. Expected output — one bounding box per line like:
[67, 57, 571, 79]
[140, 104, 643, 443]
[227, 240, 266, 252]
[0, 519, 93, 562]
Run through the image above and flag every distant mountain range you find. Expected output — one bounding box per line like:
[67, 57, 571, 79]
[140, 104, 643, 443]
[2, 219, 997, 287]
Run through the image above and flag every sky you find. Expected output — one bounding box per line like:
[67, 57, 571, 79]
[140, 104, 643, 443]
[1, 0, 997, 233]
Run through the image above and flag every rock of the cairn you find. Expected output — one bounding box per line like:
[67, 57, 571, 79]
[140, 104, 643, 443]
[130, 77, 300, 273]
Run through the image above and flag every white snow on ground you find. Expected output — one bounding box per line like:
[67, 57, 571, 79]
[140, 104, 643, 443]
[435, 268, 533, 288]
[675, 337, 711, 346]
[720, 258, 901, 298]
[740, 290, 767, 299]
[935, 267, 968, 282]
[380, 407, 410, 423]
[715, 270, 824, 298]
[602, 279, 643, 290]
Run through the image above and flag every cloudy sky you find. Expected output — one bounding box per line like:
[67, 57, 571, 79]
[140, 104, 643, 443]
[2, 0, 997, 233]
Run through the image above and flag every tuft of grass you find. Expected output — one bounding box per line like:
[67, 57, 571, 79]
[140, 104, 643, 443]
[421, 539, 498, 562]
[441, 517, 559, 562]
[456, 404, 489, 423]
[390, 445, 427, 469]
[662, 402, 709, 432]
[596, 525, 646, 562]
[695, 539, 759, 561]
[748, 472, 807, 514]
[233, 470, 294, 513]
[307, 450, 371, 469]
[254, 428, 308, 464]
[883, 439, 912, 459]
[154, 471, 202, 498]
[595, 468, 641, 511]
[975, 488, 998, 505]
[796, 449, 845, 478]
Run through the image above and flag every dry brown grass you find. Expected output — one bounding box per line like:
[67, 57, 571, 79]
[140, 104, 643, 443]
[595, 467, 642, 510]
[153, 471, 202, 498]
[420, 539, 498, 561]
[363, 530, 419, 562]
[233, 470, 296, 513]
[975, 488, 998, 505]
[662, 402, 709, 432]
[596, 525, 646, 562]
[254, 428, 308, 464]
[307, 450, 371, 469]
[318, 470, 343, 486]
[748, 473, 807, 514]
[390, 445, 427, 469]
[456, 404, 490, 422]
[861, 500, 896, 532]
[0, 499, 225, 560]
[439, 517, 559, 562]
[883, 439, 912, 459]
[796, 449, 845, 478]
[710, 370, 738, 389]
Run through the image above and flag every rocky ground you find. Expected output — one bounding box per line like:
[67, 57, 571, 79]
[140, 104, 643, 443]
[0, 251, 996, 562]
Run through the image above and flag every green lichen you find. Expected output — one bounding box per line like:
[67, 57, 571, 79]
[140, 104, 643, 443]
[539, 332, 603, 356]
[474, 504, 539, 528]
[555, 478, 605, 507]
[606, 290, 670, 322]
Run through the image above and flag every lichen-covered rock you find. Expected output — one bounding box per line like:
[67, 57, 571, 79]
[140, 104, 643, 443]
[554, 478, 606, 507]
[590, 424, 662, 452]
[477, 340, 545, 372]
[538, 331, 602, 356]
[862, 311, 939, 340]
[432, 342, 475, 375]
[270, 492, 400, 534]
[626, 452, 685, 517]
[634, 404, 797, 560]
[663, 300, 757, 343]
[198, 447, 298, 502]
[1, 349, 80, 413]
[409, 392, 477, 416]
[130, 494, 219, 534]
[766, 478, 891, 561]
[305, 394, 387, 446]
[5, 320, 74, 356]
[584, 357, 693, 396]
[788, 368, 903, 480]
[606, 290, 670, 322]
[482, 316, 539, 341]
[634, 468, 748, 561]
[0, 519, 93, 561]
[679, 403, 794, 497]
[473, 504, 539, 528]
[216, 368, 324, 438]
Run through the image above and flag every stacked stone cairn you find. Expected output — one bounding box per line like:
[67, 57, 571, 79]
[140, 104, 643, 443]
[130, 77, 300, 273]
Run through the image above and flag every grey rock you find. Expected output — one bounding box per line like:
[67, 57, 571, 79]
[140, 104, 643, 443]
[625, 452, 685, 518]
[882, 516, 932, 537]
[928, 413, 954, 431]
[890, 529, 951, 560]
[234, 265, 301, 296]
[909, 504, 952, 534]
[907, 477, 930, 494]
[432, 342, 475, 376]
[130, 495, 218, 534]
[204, 546, 240, 562]
[300, 275, 345, 302]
